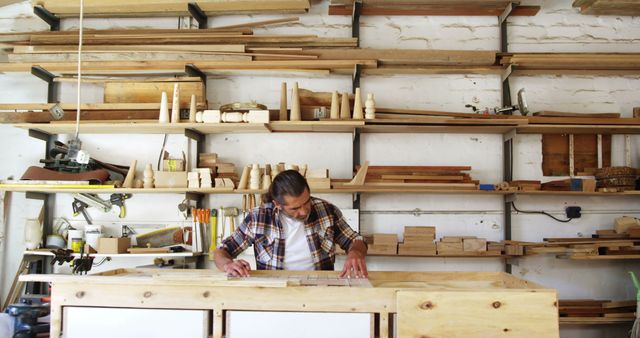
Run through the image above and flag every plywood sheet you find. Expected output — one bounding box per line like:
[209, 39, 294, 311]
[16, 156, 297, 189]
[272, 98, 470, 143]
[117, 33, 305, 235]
[397, 290, 559, 338]
[542, 134, 611, 176]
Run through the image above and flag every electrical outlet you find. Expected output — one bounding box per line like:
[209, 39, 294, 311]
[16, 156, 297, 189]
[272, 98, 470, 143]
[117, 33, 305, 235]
[565, 206, 582, 219]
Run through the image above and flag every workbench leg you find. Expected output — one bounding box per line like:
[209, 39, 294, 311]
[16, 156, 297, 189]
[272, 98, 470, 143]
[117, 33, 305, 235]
[379, 312, 390, 338]
[212, 307, 223, 338]
[50, 302, 62, 337]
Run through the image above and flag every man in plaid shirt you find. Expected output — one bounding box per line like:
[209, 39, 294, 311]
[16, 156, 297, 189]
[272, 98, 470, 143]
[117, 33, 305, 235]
[214, 170, 368, 278]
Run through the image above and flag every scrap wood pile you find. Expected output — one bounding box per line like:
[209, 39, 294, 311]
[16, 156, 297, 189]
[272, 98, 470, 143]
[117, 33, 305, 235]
[559, 300, 636, 321]
[332, 163, 480, 191]
[522, 217, 640, 259]
[367, 225, 515, 257]
[0, 16, 504, 76]
[573, 0, 640, 16]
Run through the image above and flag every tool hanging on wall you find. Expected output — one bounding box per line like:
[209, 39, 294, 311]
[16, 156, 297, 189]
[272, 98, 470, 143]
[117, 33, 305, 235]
[72, 246, 94, 275]
[224, 207, 238, 236]
[109, 193, 131, 218]
[71, 193, 112, 224]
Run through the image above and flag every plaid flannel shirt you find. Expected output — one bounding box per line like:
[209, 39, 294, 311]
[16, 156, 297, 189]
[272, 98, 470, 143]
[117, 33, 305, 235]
[218, 197, 362, 270]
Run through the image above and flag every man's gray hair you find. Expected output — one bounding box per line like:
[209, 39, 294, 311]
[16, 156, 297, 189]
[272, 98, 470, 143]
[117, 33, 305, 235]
[264, 170, 309, 205]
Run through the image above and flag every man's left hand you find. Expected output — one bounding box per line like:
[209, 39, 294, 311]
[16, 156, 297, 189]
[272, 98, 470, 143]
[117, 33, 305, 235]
[340, 240, 368, 278]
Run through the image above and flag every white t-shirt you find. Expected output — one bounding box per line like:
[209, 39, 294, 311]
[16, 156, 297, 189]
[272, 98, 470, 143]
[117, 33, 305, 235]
[281, 214, 315, 270]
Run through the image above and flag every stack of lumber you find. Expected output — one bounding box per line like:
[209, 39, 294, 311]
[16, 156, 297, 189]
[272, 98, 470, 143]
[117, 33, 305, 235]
[594, 166, 637, 192]
[369, 233, 398, 255]
[347, 165, 479, 191]
[198, 153, 238, 188]
[573, 0, 640, 16]
[611, 216, 640, 237]
[436, 236, 502, 256]
[398, 226, 436, 256]
[529, 112, 640, 125]
[32, 0, 311, 17]
[559, 300, 636, 322]
[508, 180, 541, 191]
[524, 237, 640, 259]
[540, 178, 597, 192]
[501, 53, 640, 75]
[370, 107, 527, 126]
[328, 0, 540, 16]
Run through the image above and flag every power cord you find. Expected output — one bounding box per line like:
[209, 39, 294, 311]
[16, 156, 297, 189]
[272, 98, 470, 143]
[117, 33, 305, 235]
[511, 202, 574, 223]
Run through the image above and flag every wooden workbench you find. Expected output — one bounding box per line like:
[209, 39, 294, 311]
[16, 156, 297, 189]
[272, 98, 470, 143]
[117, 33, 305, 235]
[21, 269, 559, 338]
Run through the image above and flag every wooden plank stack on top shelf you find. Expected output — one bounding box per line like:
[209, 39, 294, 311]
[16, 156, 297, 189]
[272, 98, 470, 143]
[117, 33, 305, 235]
[32, 0, 311, 17]
[559, 299, 636, 323]
[573, 0, 640, 16]
[328, 0, 541, 16]
[335, 164, 480, 191]
[501, 53, 640, 75]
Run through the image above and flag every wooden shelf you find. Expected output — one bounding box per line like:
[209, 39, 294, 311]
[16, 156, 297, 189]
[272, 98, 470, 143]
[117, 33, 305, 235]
[328, 1, 540, 17]
[34, 0, 310, 17]
[518, 191, 640, 196]
[517, 124, 640, 135]
[368, 253, 511, 258]
[558, 254, 640, 260]
[268, 120, 363, 133]
[25, 249, 202, 258]
[559, 317, 635, 325]
[14, 122, 270, 134]
[13, 121, 640, 136]
[4, 185, 640, 196]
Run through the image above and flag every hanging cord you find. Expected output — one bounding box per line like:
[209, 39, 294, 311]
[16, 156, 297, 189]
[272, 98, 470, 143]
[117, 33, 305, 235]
[511, 202, 573, 223]
[74, 0, 84, 140]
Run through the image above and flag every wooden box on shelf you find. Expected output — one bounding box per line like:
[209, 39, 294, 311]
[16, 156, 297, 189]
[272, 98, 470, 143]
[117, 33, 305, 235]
[98, 237, 131, 254]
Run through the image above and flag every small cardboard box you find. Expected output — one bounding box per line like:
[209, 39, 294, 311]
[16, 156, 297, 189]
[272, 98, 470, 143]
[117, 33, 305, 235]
[98, 237, 131, 254]
[154, 171, 188, 188]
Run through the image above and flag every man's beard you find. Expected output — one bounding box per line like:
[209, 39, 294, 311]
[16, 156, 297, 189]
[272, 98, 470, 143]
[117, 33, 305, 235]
[282, 210, 309, 222]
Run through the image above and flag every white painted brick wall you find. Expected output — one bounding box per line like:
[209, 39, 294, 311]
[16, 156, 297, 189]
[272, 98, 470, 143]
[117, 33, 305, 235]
[1, 1, 639, 337]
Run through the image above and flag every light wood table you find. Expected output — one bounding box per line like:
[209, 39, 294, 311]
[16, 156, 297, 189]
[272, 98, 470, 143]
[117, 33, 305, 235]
[22, 269, 559, 338]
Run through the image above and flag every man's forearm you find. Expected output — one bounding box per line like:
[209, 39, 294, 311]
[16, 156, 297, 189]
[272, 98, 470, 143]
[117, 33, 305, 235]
[213, 249, 234, 271]
[348, 239, 367, 256]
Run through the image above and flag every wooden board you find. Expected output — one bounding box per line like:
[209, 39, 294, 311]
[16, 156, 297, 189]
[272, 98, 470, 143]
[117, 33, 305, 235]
[533, 111, 621, 118]
[33, 0, 311, 16]
[397, 290, 559, 338]
[542, 134, 611, 176]
[329, 2, 540, 16]
[104, 81, 205, 106]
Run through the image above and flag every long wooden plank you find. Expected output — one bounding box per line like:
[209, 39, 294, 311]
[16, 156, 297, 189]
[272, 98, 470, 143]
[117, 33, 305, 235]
[104, 81, 205, 106]
[533, 111, 621, 118]
[12, 44, 246, 53]
[0, 59, 376, 74]
[329, 4, 540, 16]
[34, 0, 310, 16]
[301, 48, 496, 66]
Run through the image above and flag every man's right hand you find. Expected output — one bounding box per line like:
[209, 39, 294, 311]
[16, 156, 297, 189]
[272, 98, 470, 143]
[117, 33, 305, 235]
[223, 259, 252, 277]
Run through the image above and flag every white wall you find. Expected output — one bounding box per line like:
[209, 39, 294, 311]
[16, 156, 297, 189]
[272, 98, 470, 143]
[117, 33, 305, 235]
[1, 1, 639, 337]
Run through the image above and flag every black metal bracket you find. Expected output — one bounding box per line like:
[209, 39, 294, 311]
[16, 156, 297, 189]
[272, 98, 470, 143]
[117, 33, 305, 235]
[185, 128, 204, 168]
[33, 5, 60, 31]
[185, 64, 207, 84]
[352, 64, 362, 94]
[31, 66, 58, 103]
[501, 65, 514, 107]
[352, 128, 361, 210]
[28, 129, 57, 160]
[499, 2, 517, 53]
[352, 0, 362, 47]
[188, 3, 208, 29]
[503, 129, 515, 274]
